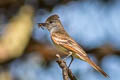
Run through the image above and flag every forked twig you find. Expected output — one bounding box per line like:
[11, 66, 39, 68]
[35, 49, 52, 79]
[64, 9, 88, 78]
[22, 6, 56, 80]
[56, 54, 77, 80]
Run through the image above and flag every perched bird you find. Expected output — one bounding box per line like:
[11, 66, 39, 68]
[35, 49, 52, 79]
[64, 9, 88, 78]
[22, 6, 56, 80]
[38, 14, 109, 77]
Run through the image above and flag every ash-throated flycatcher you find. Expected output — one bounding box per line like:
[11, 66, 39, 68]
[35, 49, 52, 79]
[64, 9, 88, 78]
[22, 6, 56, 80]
[38, 14, 108, 77]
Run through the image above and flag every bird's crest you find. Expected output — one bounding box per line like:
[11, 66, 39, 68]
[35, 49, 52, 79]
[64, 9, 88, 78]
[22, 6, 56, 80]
[46, 14, 59, 21]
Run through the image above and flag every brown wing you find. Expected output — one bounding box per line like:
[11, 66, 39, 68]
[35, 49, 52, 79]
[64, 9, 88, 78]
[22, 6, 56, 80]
[51, 32, 87, 57]
[51, 32, 109, 77]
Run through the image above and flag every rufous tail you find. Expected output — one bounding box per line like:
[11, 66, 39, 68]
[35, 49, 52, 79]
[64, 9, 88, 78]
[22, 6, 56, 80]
[85, 57, 109, 77]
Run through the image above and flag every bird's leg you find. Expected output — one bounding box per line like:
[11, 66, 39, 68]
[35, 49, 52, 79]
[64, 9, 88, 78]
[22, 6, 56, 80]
[68, 55, 74, 68]
[63, 52, 72, 60]
[63, 52, 74, 68]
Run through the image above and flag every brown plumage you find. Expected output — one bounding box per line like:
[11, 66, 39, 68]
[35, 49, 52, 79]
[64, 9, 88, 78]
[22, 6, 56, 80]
[51, 31, 108, 77]
[38, 14, 109, 77]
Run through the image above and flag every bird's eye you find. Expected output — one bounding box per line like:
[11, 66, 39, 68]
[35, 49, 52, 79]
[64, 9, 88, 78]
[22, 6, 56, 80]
[49, 21, 53, 23]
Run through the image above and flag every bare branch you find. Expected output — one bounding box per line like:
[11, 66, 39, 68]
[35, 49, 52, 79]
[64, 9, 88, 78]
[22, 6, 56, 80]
[56, 54, 77, 80]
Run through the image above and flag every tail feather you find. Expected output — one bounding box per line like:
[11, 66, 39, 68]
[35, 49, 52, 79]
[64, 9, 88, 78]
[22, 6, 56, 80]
[86, 57, 109, 77]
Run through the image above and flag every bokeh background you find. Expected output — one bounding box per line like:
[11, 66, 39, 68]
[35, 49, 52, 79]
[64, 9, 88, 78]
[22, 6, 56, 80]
[0, 0, 120, 80]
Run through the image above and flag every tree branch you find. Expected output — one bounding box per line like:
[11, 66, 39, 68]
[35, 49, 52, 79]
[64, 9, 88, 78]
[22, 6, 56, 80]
[56, 54, 77, 80]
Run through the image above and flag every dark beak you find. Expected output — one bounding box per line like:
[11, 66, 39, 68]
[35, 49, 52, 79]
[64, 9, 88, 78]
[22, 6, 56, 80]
[38, 23, 47, 30]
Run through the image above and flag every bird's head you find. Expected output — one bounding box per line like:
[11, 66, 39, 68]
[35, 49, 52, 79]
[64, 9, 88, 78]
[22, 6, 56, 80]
[38, 14, 60, 31]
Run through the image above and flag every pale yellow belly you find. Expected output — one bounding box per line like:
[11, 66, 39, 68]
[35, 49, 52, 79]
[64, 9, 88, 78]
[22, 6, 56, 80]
[53, 42, 69, 55]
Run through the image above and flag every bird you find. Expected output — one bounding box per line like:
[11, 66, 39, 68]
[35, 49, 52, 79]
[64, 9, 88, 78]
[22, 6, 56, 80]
[38, 14, 109, 77]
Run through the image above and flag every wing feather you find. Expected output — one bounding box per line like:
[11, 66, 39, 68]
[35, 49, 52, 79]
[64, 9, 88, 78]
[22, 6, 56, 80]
[51, 32, 109, 77]
[51, 33, 87, 56]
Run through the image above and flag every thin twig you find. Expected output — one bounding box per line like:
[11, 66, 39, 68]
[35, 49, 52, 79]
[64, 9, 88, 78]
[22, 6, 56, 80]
[56, 54, 77, 80]
[68, 69, 77, 80]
